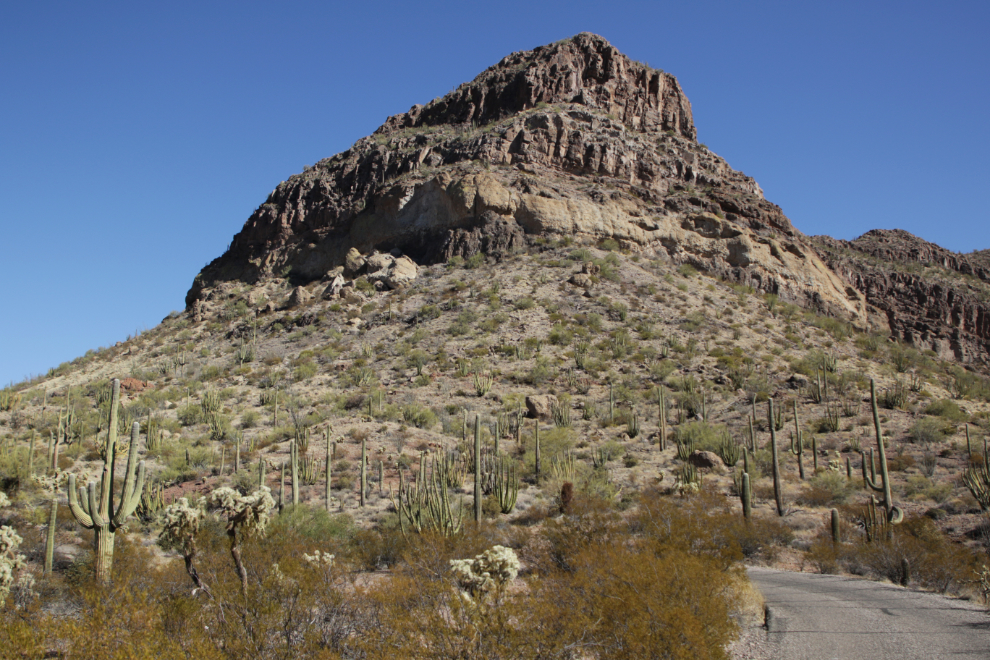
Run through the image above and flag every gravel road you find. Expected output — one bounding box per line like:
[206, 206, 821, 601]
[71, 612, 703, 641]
[741, 567, 990, 660]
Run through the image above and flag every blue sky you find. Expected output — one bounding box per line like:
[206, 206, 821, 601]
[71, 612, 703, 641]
[1, 1, 987, 386]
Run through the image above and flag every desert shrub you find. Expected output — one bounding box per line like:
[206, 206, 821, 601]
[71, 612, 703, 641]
[845, 516, 978, 592]
[923, 399, 968, 422]
[798, 471, 853, 506]
[728, 515, 795, 562]
[402, 403, 436, 429]
[909, 417, 949, 444]
[176, 404, 203, 427]
[673, 421, 725, 453]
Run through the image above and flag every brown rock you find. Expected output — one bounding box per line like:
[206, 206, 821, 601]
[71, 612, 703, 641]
[526, 394, 559, 419]
[119, 378, 149, 393]
[688, 450, 723, 470]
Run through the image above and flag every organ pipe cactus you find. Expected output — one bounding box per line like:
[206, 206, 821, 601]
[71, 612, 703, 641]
[656, 386, 667, 450]
[768, 399, 784, 516]
[493, 455, 519, 514]
[963, 434, 990, 510]
[863, 379, 903, 523]
[473, 372, 493, 397]
[66, 379, 146, 584]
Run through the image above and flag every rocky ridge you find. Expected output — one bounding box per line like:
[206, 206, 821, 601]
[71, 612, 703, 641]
[187, 33, 866, 324]
[812, 229, 990, 364]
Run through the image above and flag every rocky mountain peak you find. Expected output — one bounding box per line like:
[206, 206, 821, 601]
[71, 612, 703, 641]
[376, 33, 696, 139]
[186, 34, 866, 326]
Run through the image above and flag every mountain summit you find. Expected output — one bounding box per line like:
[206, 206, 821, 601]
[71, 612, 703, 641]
[187, 33, 864, 321]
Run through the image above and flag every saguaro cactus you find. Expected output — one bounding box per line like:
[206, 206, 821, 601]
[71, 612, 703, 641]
[740, 472, 752, 520]
[864, 379, 903, 523]
[291, 438, 300, 506]
[326, 425, 333, 513]
[66, 379, 146, 583]
[474, 415, 482, 522]
[789, 399, 805, 480]
[360, 437, 368, 507]
[768, 399, 784, 516]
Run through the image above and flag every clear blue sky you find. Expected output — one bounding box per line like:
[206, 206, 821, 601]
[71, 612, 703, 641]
[2, 1, 987, 386]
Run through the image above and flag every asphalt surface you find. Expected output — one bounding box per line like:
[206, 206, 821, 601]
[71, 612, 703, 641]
[747, 567, 990, 660]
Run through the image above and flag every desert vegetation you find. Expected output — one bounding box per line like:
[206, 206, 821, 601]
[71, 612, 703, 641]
[2, 238, 990, 656]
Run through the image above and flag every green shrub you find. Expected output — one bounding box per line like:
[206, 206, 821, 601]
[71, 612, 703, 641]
[923, 399, 968, 422]
[909, 417, 949, 444]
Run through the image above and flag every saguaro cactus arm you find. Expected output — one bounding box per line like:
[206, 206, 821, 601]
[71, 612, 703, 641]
[112, 423, 146, 527]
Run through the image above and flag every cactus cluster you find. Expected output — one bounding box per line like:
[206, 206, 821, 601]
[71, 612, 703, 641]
[963, 433, 990, 510]
[390, 453, 464, 537]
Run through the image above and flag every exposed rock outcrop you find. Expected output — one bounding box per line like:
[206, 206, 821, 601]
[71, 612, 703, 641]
[185, 32, 867, 324]
[812, 230, 990, 364]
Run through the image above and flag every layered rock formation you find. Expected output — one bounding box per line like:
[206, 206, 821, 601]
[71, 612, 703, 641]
[813, 230, 990, 364]
[186, 32, 866, 322]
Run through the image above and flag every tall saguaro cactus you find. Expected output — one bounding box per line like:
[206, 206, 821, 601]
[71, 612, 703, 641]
[768, 399, 784, 517]
[864, 379, 903, 523]
[66, 379, 146, 583]
[474, 415, 482, 522]
[789, 399, 806, 480]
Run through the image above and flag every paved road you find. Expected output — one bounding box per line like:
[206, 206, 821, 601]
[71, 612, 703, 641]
[747, 567, 990, 660]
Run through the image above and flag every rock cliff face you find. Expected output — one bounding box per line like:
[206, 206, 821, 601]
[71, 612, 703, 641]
[813, 230, 990, 364]
[186, 33, 866, 322]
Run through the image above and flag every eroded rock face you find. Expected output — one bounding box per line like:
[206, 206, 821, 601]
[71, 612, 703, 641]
[813, 230, 990, 364]
[185, 33, 866, 324]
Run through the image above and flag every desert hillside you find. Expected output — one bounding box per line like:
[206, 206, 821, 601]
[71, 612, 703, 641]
[1, 33, 988, 658]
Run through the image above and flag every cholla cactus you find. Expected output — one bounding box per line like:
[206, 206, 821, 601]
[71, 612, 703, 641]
[210, 486, 275, 593]
[211, 487, 275, 535]
[160, 497, 208, 595]
[0, 525, 28, 608]
[161, 497, 205, 552]
[0, 492, 10, 508]
[303, 550, 335, 569]
[449, 545, 520, 601]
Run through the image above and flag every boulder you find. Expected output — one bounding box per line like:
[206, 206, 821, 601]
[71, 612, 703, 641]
[287, 286, 312, 308]
[365, 252, 395, 273]
[569, 273, 593, 289]
[525, 394, 559, 419]
[688, 450, 723, 470]
[321, 274, 345, 300]
[345, 247, 366, 276]
[386, 256, 418, 288]
[367, 254, 419, 290]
